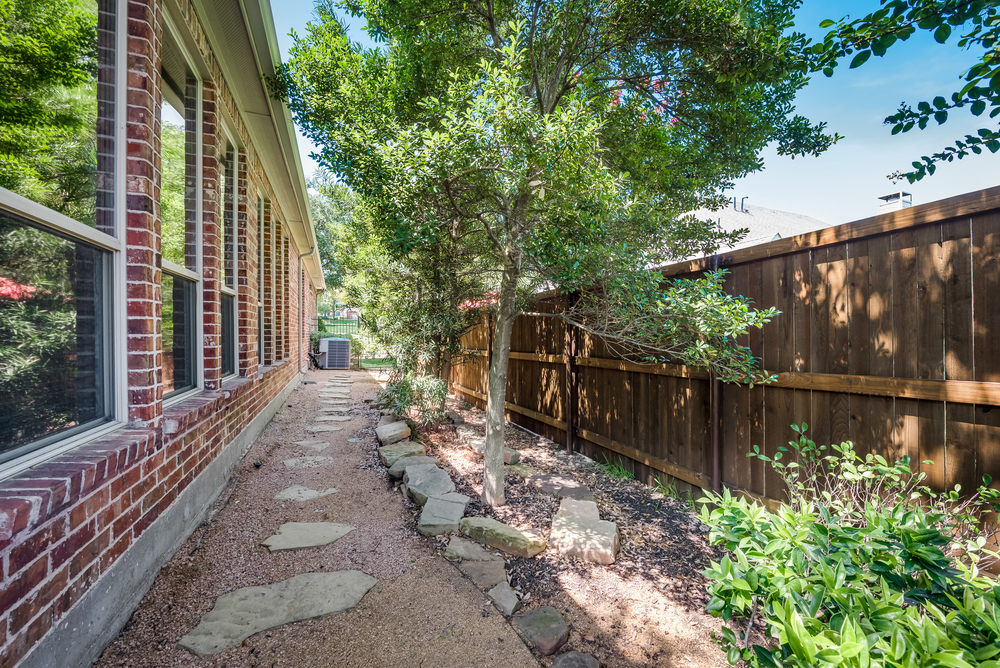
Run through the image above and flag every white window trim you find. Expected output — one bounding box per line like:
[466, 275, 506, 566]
[0, 0, 129, 482]
[219, 125, 240, 377]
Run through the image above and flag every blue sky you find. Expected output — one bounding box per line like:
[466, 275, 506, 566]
[272, 1, 998, 226]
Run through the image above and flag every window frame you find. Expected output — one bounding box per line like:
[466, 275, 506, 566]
[161, 13, 204, 407]
[218, 124, 240, 379]
[0, 0, 128, 480]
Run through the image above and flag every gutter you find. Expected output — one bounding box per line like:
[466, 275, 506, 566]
[298, 246, 317, 372]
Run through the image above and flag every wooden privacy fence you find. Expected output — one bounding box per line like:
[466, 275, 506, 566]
[449, 186, 1000, 507]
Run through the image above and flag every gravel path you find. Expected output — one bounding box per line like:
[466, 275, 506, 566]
[94, 369, 538, 668]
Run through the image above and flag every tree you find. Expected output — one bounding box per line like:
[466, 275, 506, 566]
[308, 169, 357, 289]
[815, 0, 1000, 182]
[272, 0, 835, 506]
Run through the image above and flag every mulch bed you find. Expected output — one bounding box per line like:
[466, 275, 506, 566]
[408, 395, 730, 668]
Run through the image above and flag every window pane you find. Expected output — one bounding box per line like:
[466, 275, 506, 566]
[222, 146, 235, 290]
[160, 86, 197, 271]
[221, 293, 235, 376]
[0, 0, 116, 236]
[162, 273, 195, 396]
[0, 212, 109, 458]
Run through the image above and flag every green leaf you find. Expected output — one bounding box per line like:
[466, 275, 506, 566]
[819, 19, 836, 28]
[934, 24, 952, 43]
[972, 100, 987, 116]
[850, 51, 872, 69]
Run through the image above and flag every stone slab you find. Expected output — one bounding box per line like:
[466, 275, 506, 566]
[377, 441, 425, 467]
[552, 651, 601, 668]
[291, 439, 329, 452]
[314, 415, 351, 422]
[378, 414, 404, 427]
[402, 464, 455, 506]
[417, 493, 470, 535]
[306, 425, 344, 434]
[455, 425, 480, 440]
[387, 455, 439, 479]
[443, 535, 495, 562]
[261, 522, 354, 551]
[527, 474, 595, 502]
[282, 456, 335, 469]
[467, 440, 520, 465]
[447, 410, 465, 424]
[457, 558, 507, 590]
[321, 400, 349, 406]
[505, 464, 538, 478]
[274, 485, 338, 502]
[459, 517, 546, 558]
[177, 571, 376, 656]
[550, 515, 619, 564]
[375, 421, 410, 445]
[555, 499, 600, 520]
[513, 606, 570, 656]
[488, 582, 522, 616]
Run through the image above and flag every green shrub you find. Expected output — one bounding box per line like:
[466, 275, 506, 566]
[376, 373, 448, 425]
[699, 424, 1000, 668]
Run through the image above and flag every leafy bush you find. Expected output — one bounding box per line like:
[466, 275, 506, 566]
[699, 425, 1000, 668]
[376, 373, 448, 426]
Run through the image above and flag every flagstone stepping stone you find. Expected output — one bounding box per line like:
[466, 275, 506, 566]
[377, 441, 424, 467]
[550, 513, 619, 565]
[314, 415, 351, 422]
[447, 410, 465, 425]
[307, 425, 343, 433]
[283, 456, 335, 469]
[458, 558, 507, 590]
[552, 651, 600, 668]
[322, 400, 349, 406]
[527, 474, 595, 502]
[376, 420, 410, 445]
[274, 485, 338, 502]
[291, 439, 330, 452]
[417, 492, 470, 535]
[505, 464, 538, 478]
[262, 522, 354, 551]
[456, 426, 480, 440]
[556, 498, 600, 520]
[443, 535, 495, 562]
[488, 582, 522, 616]
[319, 407, 349, 414]
[513, 606, 569, 656]
[459, 517, 546, 558]
[387, 455, 439, 479]
[177, 571, 376, 656]
[403, 464, 456, 506]
[378, 414, 404, 427]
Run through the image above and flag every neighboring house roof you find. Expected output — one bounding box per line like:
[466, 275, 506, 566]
[692, 203, 828, 253]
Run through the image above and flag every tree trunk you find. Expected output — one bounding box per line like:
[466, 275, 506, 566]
[482, 247, 520, 507]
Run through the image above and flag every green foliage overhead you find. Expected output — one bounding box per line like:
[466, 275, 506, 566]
[308, 169, 356, 288]
[269, 0, 837, 505]
[814, 0, 1000, 182]
[700, 426, 1000, 668]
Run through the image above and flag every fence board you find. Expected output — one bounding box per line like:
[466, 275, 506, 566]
[451, 187, 1000, 504]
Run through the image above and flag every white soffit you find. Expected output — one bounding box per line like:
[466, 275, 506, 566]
[190, 0, 325, 290]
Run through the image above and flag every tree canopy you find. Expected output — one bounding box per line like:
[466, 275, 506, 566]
[270, 0, 836, 505]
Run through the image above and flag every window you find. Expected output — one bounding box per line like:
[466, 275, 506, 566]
[160, 29, 201, 399]
[162, 273, 195, 395]
[219, 142, 237, 377]
[0, 0, 119, 465]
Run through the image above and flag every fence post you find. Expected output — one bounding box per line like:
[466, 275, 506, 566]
[565, 292, 578, 455]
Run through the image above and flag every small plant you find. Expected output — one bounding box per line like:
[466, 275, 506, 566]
[699, 424, 1000, 668]
[596, 455, 635, 480]
[376, 373, 448, 426]
[654, 474, 697, 511]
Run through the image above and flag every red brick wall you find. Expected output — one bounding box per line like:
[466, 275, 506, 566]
[0, 0, 319, 665]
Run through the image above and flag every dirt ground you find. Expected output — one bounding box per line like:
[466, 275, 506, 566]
[419, 396, 730, 668]
[94, 369, 538, 668]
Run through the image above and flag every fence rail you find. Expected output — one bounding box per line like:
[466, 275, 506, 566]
[450, 185, 1000, 507]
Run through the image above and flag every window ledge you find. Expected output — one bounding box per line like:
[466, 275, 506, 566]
[0, 426, 157, 550]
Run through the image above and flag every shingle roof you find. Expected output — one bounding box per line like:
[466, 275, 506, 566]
[692, 204, 828, 252]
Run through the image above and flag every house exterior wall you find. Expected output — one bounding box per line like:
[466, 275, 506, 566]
[0, 1, 318, 665]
